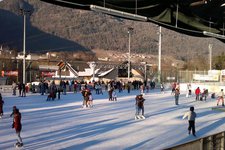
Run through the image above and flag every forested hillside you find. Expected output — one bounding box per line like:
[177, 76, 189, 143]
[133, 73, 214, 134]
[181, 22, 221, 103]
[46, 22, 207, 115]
[0, 0, 224, 63]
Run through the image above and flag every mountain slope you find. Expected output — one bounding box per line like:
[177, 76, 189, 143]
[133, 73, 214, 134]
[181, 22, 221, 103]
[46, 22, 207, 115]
[0, 0, 224, 60]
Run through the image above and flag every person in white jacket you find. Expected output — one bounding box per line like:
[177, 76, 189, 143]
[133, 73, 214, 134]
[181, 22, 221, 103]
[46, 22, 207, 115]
[217, 89, 224, 106]
[183, 106, 197, 136]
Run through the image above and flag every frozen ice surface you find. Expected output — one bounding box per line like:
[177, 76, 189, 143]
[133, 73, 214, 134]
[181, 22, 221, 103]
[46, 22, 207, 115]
[0, 89, 224, 150]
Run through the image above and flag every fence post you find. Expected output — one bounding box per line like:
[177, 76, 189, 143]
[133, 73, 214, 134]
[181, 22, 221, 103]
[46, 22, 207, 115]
[222, 132, 225, 150]
[200, 138, 204, 150]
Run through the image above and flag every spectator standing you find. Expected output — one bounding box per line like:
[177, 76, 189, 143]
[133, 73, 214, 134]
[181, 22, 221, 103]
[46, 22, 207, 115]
[18, 82, 22, 97]
[195, 87, 200, 101]
[12, 81, 17, 96]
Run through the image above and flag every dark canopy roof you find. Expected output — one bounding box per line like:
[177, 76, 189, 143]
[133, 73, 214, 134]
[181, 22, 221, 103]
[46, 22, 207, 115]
[41, 0, 225, 39]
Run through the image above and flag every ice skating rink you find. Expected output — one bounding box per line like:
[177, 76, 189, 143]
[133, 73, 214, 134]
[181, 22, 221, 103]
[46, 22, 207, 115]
[0, 89, 224, 150]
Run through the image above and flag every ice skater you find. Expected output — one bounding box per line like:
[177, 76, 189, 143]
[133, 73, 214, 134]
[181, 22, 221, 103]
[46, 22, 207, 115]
[12, 81, 17, 96]
[217, 89, 224, 106]
[174, 88, 180, 105]
[10, 106, 17, 117]
[171, 82, 176, 95]
[57, 87, 61, 100]
[186, 83, 192, 97]
[135, 94, 145, 119]
[112, 89, 117, 101]
[12, 108, 23, 147]
[0, 93, 4, 118]
[183, 106, 197, 137]
[201, 89, 208, 101]
[87, 92, 93, 107]
[160, 83, 164, 94]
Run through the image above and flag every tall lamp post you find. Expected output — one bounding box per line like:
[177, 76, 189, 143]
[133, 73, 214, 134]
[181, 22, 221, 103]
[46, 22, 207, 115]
[141, 62, 147, 81]
[172, 63, 178, 82]
[127, 27, 133, 81]
[141, 62, 153, 83]
[158, 26, 162, 84]
[20, 5, 31, 84]
[209, 44, 213, 70]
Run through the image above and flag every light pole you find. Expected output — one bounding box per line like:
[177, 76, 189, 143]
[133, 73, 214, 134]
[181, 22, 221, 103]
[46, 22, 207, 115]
[16, 59, 19, 83]
[158, 26, 162, 83]
[127, 27, 133, 81]
[172, 63, 178, 82]
[20, 5, 31, 84]
[175, 1, 179, 28]
[141, 62, 147, 81]
[209, 44, 213, 70]
[141, 62, 153, 84]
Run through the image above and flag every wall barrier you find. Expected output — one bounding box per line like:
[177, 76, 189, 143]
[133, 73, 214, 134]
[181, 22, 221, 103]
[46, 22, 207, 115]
[166, 131, 225, 150]
[0, 85, 13, 93]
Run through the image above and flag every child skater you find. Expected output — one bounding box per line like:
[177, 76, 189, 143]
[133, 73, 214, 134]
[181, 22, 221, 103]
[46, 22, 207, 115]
[88, 92, 93, 107]
[183, 106, 197, 136]
[217, 89, 224, 106]
[112, 89, 117, 101]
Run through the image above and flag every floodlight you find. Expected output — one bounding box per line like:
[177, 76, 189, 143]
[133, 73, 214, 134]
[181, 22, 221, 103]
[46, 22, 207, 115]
[203, 31, 225, 40]
[90, 5, 148, 22]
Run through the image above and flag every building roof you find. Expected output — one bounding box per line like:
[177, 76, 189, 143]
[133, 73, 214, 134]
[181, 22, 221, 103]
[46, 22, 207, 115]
[78, 68, 100, 77]
[39, 65, 59, 71]
[65, 62, 79, 77]
[98, 68, 114, 77]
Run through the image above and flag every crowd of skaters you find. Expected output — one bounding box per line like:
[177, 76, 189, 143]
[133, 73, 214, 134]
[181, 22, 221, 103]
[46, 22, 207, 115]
[12, 79, 156, 105]
[0, 79, 155, 147]
[3, 79, 225, 146]
[170, 82, 225, 107]
[80, 80, 154, 107]
[10, 79, 225, 108]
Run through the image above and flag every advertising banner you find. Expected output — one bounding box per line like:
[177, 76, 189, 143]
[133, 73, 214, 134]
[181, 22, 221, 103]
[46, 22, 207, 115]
[1, 71, 18, 77]
[41, 72, 55, 77]
[193, 74, 219, 81]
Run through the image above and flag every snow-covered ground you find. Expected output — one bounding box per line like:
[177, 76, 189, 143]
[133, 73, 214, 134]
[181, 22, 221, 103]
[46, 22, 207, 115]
[0, 89, 225, 150]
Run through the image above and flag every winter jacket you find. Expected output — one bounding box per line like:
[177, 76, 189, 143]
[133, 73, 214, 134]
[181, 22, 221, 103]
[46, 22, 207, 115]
[0, 99, 4, 113]
[12, 83, 17, 90]
[183, 111, 196, 121]
[195, 88, 200, 95]
[218, 91, 224, 97]
[13, 112, 22, 132]
[136, 96, 145, 107]
[175, 89, 180, 96]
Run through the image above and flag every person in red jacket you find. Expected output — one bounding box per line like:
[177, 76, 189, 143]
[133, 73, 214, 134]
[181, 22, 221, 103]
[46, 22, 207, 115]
[12, 108, 23, 147]
[195, 87, 201, 101]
